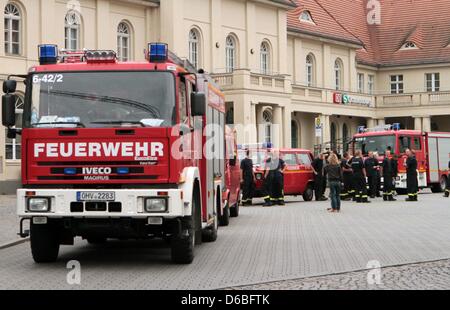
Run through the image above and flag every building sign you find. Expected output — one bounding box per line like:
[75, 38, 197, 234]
[333, 92, 373, 107]
[314, 117, 322, 138]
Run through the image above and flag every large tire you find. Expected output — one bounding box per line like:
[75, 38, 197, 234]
[30, 222, 60, 263]
[218, 203, 230, 226]
[230, 201, 240, 218]
[171, 185, 200, 264]
[303, 183, 314, 202]
[202, 213, 218, 242]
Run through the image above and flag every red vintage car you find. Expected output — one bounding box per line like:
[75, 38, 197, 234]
[239, 146, 315, 202]
[218, 126, 241, 226]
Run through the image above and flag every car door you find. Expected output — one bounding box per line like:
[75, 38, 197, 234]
[281, 152, 300, 195]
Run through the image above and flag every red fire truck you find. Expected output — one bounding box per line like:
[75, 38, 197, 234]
[2, 43, 227, 264]
[238, 145, 315, 201]
[353, 124, 450, 194]
[218, 126, 240, 226]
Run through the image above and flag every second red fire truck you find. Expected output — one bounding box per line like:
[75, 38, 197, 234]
[353, 124, 450, 194]
[2, 43, 228, 264]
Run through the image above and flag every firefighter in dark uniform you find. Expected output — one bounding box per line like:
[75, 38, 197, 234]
[444, 158, 450, 198]
[365, 151, 379, 198]
[240, 149, 255, 206]
[262, 154, 274, 207]
[382, 149, 396, 201]
[405, 149, 419, 202]
[350, 150, 370, 203]
[268, 150, 286, 206]
[340, 152, 353, 201]
[312, 153, 327, 201]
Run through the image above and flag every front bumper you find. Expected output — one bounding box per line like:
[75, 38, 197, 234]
[395, 172, 427, 189]
[17, 188, 186, 219]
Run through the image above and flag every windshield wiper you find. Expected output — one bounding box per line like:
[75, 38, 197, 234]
[31, 122, 86, 128]
[90, 121, 145, 127]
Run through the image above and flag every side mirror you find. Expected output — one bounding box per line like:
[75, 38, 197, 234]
[3, 80, 17, 94]
[191, 92, 206, 116]
[2, 94, 16, 127]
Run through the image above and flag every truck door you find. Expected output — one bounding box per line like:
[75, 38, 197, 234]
[281, 152, 299, 195]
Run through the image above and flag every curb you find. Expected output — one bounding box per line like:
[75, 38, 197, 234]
[0, 237, 29, 250]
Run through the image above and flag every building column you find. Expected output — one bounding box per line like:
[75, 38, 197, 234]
[414, 117, 422, 131]
[273, 106, 283, 148]
[256, 105, 264, 143]
[367, 118, 377, 129]
[245, 1, 256, 70]
[422, 116, 431, 132]
[377, 118, 385, 126]
[283, 106, 292, 148]
[41, 0, 56, 46]
[210, 0, 222, 71]
[320, 114, 331, 149]
[249, 102, 257, 143]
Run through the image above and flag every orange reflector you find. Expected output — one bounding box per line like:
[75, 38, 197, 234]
[158, 191, 169, 196]
[25, 191, 36, 197]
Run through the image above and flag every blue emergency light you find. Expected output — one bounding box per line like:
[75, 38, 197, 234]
[391, 123, 401, 131]
[263, 142, 274, 149]
[38, 44, 58, 65]
[117, 167, 130, 175]
[357, 126, 366, 133]
[149, 43, 168, 63]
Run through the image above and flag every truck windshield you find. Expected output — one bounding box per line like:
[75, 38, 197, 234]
[355, 135, 396, 155]
[25, 71, 175, 128]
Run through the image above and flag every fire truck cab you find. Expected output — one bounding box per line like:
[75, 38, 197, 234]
[2, 43, 226, 264]
[238, 145, 314, 202]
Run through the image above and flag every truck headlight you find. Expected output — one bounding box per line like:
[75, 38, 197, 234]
[27, 197, 51, 212]
[144, 198, 167, 213]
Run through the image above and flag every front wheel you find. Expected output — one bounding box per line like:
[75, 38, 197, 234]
[302, 183, 314, 202]
[170, 217, 195, 264]
[30, 222, 60, 263]
[202, 213, 218, 242]
[219, 203, 230, 226]
[230, 201, 240, 218]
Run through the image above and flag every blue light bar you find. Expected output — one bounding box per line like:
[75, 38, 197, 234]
[357, 126, 366, 133]
[391, 123, 401, 131]
[117, 167, 129, 175]
[149, 43, 168, 63]
[64, 168, 77, 175]
[38, 44, 58, 65]
[263, 142, 274, 149]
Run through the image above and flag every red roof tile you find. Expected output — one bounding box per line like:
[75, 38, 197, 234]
[288, 0, 450, 67]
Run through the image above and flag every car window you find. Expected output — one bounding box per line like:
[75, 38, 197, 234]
[282, 153, 298, 165]
[297, 153, 312, 166]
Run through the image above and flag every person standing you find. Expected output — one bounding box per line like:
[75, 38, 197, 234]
[350, 150, 370, 203]
[381, 149, 396, 201]
[240, 149, 255, 206]
[262, 154, 274, 207]
[324, 153, 343, 213]
[444, 157, 450, 198]
[364, 151, 379, 198]
[312, 153, 327, 201]
[340, 152, 353, 201]
[405, 149, 419, 202]
[268, 150, 286, 206]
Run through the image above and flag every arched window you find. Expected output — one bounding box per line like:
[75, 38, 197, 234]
[291, 120, 299, 148]
[334, 58, 343, 90]
[342, 123, 349, 152]
[4, 3, 21, 55]
[262, 109, 273, 143]
[189, 29, 201, 69]
[225, 35, 237, 73]
[117, 22, 131, 61]
[5, 94, 24, 160]
[65, 11, 81, 51]
[260, 42, 270, 75]
[306, 54, 315, 87]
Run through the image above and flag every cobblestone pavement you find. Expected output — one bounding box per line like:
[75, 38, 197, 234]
[0, 192, 450, 289]
[229, 259, 450, 290]
[0, 195, 25, 245]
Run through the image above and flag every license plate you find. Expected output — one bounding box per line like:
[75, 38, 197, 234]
[77, 192, 115, 202]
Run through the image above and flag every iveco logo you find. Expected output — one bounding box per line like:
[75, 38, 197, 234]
[82, 167, 112, 175]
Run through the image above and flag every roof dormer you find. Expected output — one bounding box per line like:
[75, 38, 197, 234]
[400, 41, 418, 50]
[299, 10, 315, 24]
